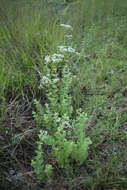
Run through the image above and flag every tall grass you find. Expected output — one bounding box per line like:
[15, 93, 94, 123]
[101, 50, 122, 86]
[0, 0, 64, 100]
[64, 0, 127, 50]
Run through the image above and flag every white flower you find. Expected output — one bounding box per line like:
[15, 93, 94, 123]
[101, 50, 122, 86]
[45, 103, 49, 108]
[58, 45, 79, 54]
[45, 55, 51, 64]
[39, 130, 48, 136]
[75, 52, 80, 56]
[65, 35, 72, 39]
[60, 24, 73, 30]
[65, 121, 71, 128]
[44, 54, 64, 64]
[56, 117, 61, 123]
[52, 78, 59, 84]
[51, 53, 64, 63]
[39, 76, 51, 87]
[67, 46, 76, 53]
[58, 45, 68, 53]
[60, 115, 72, 128]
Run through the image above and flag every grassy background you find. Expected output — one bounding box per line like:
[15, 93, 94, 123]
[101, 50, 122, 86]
[0, 0, 127, 189]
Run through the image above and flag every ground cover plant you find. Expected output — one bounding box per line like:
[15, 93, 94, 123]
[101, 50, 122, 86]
[0, 0, 127, 189]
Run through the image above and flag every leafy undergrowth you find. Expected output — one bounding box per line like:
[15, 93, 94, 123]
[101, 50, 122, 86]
[0, 1, 127, 190]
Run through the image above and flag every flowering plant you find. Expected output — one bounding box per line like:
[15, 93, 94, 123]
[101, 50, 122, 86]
[32, 25, 92, 181]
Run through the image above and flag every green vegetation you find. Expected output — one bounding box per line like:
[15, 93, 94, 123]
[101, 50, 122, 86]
[0, 0, 127, 189]
[32, 44, 92, 181]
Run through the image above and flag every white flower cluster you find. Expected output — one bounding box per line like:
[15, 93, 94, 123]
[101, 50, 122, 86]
[65, 35, 72, 39]
[39, 74, 60, 88]
[52, 78, 59, 84]
[55, 115, 72, 129]
[45, 55, 50, 64]
[44, 23, 80, 66]
[58, 45, 80, 55]
[52, 54, 64, 63]
[64, 120, 71, 129]
[44, 53, 64, 64]
[58, 45, 75, 53]
[58, 115, 72, 129]
[60, 24, 73, 30]
[41, 22, 80, 90]
[56, 117, 61, 123]
[39, 129, 48, 136]
[64, 116, 71, 128]
[39, 75, 51, 87]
